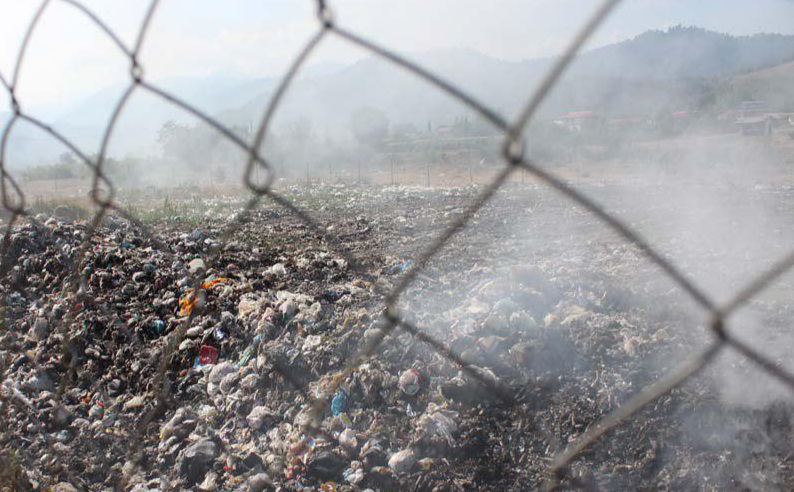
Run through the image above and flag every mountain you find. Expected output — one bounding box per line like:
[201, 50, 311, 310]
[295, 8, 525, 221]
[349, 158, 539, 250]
[732, 60, 794, 110]
[537, 26, 794, 115]
[225, 26, 794, 137]
[8, 26, 794, 166]
[569, 26, 794, 80]
[217, 47, 539, 135]
[5, 74, 277, 167]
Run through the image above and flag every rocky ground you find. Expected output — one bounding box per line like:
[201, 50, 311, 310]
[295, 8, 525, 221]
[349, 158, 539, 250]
[1, 182, 792, 491]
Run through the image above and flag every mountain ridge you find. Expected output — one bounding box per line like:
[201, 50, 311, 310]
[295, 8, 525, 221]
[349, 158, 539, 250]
[8, 26, 794, 166]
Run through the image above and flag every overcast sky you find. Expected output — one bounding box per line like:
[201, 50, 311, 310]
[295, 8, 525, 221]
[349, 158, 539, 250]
[2, 0, 794, 110]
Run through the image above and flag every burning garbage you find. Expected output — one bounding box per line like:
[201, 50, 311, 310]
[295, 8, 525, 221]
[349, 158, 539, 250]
[0, 184, 792, 491]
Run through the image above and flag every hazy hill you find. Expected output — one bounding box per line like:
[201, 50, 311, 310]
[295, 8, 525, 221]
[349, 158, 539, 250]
[732, 60, 794, 110]
[226, 26, 794, 136]
[7, 26, 794, 166]
[570, 26, 794, 79]
[5, 74, 278, 167]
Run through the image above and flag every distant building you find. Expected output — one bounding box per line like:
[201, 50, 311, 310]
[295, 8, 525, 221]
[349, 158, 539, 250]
[736, 101, 773, 136]
[555, 111, 600, 133]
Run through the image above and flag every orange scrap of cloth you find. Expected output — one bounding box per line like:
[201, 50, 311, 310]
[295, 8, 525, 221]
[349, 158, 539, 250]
[178, 277, 228, 316]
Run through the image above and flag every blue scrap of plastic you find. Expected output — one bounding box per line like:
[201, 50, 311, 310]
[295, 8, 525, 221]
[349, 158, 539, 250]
[389, 258, 413, 274]
[331, 390, 348, 416]
[152, 319, 165, 335]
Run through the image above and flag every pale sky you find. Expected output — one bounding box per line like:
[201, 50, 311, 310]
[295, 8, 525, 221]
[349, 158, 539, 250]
[1, 0, 794, 110]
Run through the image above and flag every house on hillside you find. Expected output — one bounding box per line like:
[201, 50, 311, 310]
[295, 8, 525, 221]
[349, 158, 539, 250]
[554, 111, 600, 133]
[736, 101, 773, 136]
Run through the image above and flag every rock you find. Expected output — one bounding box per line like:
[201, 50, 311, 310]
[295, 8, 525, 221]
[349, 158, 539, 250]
[188, 258, 207, 274]
[280, 300, 297, 318]
[246, 405, 273, 431]
[197, 471, 218, 492]
[124, 395, 146, 410]
[416, 403, 458, 447]
[240, 451, 264, 471]
[107, 378, 124, 397]
[161, 407, 197, 440]
[302, 334, 323, 352]
[306, 450, 347, 480]
[121, 283, 137, 296]
[88, 404, 104, 419]
[179, 338, 196, 352]
[293, 405, 320, 430]
[441, 370, 495, 407]
[26, 373, 54, 392]
[362, 327, 385, 349]
[52, 483, 80, 492]
[493, 297, 519, 317]
[264, 453, 285, 476]
[510, 310, 539, 334]
[246, 473, 273, 492]
[366, 466, 399, 490]
[208, 361, 236, 384]
[180, 439, 217, 485]
[388, 448, 417, 474]
[338, 427, 358, 454]
[237, 296, 261, 318]
[269, 263, 287, 276]
[30, 316, 50, 341]
[343, 462, 365, 485]
[52, 405, 72, 427]
[219, 372, 240, 394]
[360, 440, 388, 469]
[186, 326, 203, 338]
[398, 369, 421, 396]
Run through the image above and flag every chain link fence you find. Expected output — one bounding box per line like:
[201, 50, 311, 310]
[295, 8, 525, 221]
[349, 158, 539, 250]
[1, 0, 793, 490]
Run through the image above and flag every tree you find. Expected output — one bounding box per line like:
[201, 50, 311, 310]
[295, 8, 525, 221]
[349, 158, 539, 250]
[350, 106, 389, 147]
[286, 116, 314, 145]
[157, 120, 211, 169]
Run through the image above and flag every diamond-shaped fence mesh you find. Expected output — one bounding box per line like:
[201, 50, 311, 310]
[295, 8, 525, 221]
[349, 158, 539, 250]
[1, 0, 793, 490]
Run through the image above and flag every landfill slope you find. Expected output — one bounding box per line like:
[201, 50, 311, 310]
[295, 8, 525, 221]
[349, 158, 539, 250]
[1, 183, 792, 491]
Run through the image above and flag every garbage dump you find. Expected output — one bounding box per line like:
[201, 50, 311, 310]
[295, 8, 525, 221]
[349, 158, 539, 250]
[0, 182, 792, 491]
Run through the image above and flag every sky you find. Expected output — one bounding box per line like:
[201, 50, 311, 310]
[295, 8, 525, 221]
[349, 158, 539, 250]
[1, 0, 794, 110]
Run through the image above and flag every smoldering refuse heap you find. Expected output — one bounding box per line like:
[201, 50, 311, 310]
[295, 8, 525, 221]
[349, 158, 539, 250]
[1, 183, 792, 491]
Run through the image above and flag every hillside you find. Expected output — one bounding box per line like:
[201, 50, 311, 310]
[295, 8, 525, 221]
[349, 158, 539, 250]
[570, 27, 794, 80]
[732, 60, 794, 110]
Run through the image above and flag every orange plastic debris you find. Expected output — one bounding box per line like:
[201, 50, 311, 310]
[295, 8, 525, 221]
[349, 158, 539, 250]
[177, 278, 228, 316]
[201, 277, 228, 289]
[178, 294, 198, 317]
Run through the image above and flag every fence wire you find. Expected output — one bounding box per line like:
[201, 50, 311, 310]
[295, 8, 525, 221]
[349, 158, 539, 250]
[1, 0, 793, 490]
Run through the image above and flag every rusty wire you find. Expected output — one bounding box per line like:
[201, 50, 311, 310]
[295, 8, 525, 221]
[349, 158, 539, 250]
[0, 0, 793, 489]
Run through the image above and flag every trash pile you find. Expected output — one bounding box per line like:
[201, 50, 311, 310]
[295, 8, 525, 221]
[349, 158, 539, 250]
[1, 183, 792, 491]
